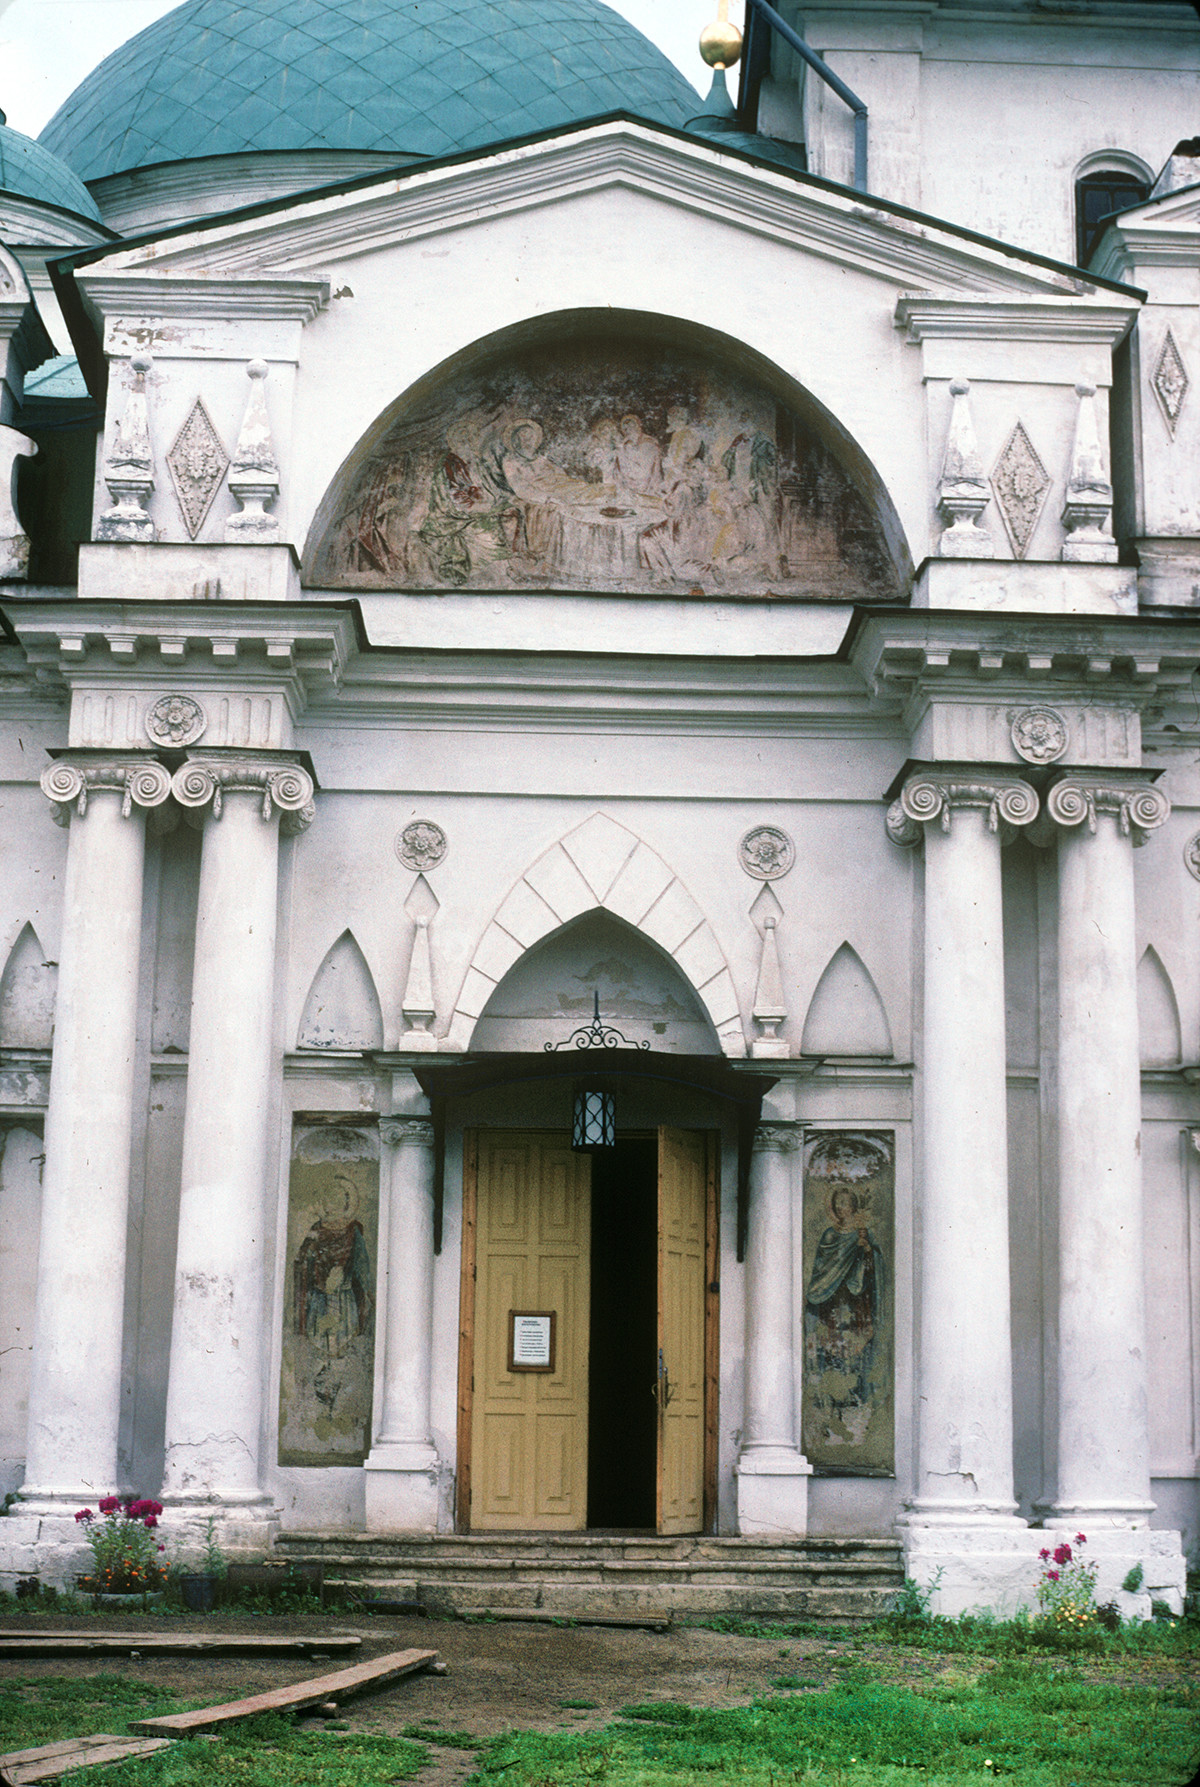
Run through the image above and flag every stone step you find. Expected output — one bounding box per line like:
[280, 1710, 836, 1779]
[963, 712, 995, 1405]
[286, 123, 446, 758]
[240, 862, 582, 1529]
[272, 1532, 904, 1622]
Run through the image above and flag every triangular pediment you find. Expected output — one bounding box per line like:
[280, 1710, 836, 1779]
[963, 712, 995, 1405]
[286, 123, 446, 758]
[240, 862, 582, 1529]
[66, 118, 1137, 305]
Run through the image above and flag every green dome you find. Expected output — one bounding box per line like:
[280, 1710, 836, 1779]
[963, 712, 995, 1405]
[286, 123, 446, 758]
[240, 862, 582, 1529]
[0, 118, 102, 221]
[40, 0, 700, 185]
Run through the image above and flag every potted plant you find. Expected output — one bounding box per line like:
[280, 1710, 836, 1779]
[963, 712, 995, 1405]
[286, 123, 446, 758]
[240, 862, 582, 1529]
[74, 1497, 166, 1607]
[179, 1517, 227, 1612]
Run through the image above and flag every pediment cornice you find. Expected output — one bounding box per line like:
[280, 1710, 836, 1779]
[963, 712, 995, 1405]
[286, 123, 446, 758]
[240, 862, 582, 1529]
[66, 121, 1139, 308]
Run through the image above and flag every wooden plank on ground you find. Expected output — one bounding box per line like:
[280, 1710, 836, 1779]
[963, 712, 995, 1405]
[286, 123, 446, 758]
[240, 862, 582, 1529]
[0, 1734, 173, 1785]
[0, 1632, 361, 1658]
[129, 1647, 438, 1736]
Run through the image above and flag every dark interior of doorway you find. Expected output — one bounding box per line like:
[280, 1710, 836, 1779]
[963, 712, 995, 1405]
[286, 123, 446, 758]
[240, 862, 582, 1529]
[588, 1136, 657, 1529]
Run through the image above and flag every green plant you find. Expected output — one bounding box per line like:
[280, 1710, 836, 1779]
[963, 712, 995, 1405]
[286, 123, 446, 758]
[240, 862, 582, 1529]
[1121, 1561, 1145, 1593]
[73, 1496, 166, 1595]
[200, 1516, 228, 1580]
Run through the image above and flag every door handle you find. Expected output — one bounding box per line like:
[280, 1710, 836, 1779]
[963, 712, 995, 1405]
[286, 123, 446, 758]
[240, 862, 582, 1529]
[654, 1347, 674, 1411]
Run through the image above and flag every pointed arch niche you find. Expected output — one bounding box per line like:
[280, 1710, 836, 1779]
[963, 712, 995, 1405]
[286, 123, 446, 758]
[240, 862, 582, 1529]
[1137, 944, 1182, 1069]
[0, 922, 56, 1050]
[297, 929, 384, 1051]
[449, 813, 743, 1055]
[800, 941, 893, 1058]
[303, 309, 912, 601]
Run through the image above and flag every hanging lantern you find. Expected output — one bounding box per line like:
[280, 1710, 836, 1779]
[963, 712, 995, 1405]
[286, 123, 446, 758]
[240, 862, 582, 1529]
[572, 1082, 615, 1151]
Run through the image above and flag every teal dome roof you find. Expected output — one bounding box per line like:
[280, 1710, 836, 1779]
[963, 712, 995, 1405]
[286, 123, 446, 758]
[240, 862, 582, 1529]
[0, 117, 102, 221]
[40, 0, 700, 185]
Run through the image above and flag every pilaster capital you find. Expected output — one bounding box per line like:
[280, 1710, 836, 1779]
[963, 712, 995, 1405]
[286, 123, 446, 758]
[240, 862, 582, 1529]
[171, 753, 315, 834]
[753, 1122, 801, 1154]
[886, 770, 1039, 848]
[380, 1116, 435, 1148]
[1043, 772, 1169, 845]
[40, 751, 172, 826]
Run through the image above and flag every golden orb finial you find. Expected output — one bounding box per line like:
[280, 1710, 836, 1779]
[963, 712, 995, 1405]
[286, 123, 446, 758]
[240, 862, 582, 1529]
[700, 0, 742, 70]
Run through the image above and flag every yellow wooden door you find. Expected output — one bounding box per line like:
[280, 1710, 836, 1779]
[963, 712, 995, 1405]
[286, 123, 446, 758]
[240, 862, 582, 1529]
[657, 1126, 707, 1535]
[471, 1132, 591, 1530]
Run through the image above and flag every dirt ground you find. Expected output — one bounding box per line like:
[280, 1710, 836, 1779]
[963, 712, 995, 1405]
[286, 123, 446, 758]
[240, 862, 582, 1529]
[1, 1611, 1194, 1787]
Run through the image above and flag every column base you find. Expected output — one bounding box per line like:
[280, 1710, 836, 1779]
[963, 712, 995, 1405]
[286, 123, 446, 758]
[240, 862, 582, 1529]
[160, 1493, 280, 1566]
[364, 1442, 441, 1533]
[0, 1507, 91, 1594]
[735, 1447, 812, 1538]
[1035, 1521, 1186, 1619]
[897, 1516, 1187, 1618]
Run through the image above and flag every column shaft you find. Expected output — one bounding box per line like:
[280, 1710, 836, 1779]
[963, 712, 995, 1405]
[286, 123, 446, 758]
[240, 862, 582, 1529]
[1054, 807, 1152, 1521]
[917, 806, 1017, 1516]
[376, 1120, 437, 1450]
[162, 787, 283, 1510]
[24, 789, 149, 1499]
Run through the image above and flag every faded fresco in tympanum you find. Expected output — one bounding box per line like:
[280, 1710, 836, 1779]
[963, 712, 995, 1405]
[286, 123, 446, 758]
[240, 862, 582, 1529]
[310, 338, 899, 599]
[801, 1131, 894, 1474]
[279, 1122, 379, 1468]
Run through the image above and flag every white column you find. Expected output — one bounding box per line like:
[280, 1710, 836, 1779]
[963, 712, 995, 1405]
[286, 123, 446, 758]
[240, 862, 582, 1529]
[22, 755, 170, 1505]
[736, 1122, 811, 1536]
[888, 772, 1037, 1612]
[364, 1115, 441, 1531]
[1046, 774, 1169, 1527]
[160, 754, 313, 1549]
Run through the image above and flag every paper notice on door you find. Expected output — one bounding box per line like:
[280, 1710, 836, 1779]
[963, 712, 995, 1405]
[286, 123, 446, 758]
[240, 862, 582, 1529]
[508, 1310, 556, 1372]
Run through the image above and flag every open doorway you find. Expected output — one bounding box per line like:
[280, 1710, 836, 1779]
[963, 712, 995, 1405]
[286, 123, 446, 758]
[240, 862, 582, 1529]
[587, 1137, 657, 1528]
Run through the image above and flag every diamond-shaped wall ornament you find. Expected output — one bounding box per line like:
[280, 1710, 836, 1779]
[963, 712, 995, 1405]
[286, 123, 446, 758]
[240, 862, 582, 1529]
[991, 421, 1051, 559]
[1152, 329, 1189, 438]
[167, 398, 229, 538]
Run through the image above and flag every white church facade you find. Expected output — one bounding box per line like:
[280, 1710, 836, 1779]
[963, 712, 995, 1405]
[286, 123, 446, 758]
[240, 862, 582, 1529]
[0, 0, 1197, 1616]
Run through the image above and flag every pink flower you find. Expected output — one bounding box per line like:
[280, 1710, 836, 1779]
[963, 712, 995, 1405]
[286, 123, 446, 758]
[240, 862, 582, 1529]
[1053, 1543, 1072, 1566]
[158, 1544, 166, 1553]
[98, 1495, 120, 1515]
[1074, 1533, 1087, 1546]
[143, 1515, 158, 1528]
[1038, 1548, 1050, 1561]
[1047, 1570, 1060, 1582]
[74, 1508, 93, 1524]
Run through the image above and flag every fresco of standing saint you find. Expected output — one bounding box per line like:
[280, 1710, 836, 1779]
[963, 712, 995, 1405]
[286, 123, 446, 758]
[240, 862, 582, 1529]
[279, 1123, 379, 1467]
[801, 1131, 894, 1473]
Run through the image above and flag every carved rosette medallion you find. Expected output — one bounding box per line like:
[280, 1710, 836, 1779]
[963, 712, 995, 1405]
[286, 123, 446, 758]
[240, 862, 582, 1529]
[1045, 777, 1170, 845]
[167, 399, 229, 539]
[753, 1123, 801, 1153]
[991, 421, 1051, 558]
[739, 825, 795, 881]
[145, 693, 207, 748]
[887, 774, 1039, 848]
[397, 820, 447, 872]
[380, 1116, 436, 1147]
[1011, 707, 1068, 765]
[1185, 833, 1200, 882]
[41, 755, 172, 825]
[170, 757, 315, 833]
[1152, 329, 1189, 438]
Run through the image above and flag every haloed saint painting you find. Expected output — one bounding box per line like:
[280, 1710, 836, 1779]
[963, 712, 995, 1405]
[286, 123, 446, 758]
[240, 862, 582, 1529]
[801, 1131, 895, 1474]
[279, 1123, 379, 1468]
[308, 334, 900, 600]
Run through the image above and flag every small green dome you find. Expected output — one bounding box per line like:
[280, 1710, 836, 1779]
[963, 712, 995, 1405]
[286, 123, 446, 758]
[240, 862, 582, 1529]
[0, 116, 102, 222]
[40, 0, 701, 185]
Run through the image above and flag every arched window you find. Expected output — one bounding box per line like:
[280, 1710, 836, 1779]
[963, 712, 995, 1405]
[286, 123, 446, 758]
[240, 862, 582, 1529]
[1074, 154, 1152, 265]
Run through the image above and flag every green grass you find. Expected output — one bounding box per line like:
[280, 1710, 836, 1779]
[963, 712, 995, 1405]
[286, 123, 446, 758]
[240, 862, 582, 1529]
[480, 1667, 1200, 1787]
[0, 1675, 183, 1744]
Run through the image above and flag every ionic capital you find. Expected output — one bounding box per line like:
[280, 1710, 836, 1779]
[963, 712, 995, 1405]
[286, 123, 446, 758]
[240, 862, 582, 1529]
[1044, 774, 1169, 846]
[753, 1123, 801, 1155]
[380, 1116, 435, 1148]
[41, 753, 172, 826]
[887, 771, 1039, 848]
[171, 754, 315, 834]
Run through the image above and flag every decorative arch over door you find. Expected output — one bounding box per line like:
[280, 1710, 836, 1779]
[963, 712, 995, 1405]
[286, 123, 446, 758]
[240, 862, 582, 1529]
[446, 812, 745, 1057]
[304, 308, 912, 601]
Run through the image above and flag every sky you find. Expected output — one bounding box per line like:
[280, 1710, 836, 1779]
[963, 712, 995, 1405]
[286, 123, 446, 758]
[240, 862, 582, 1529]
[0, 0, 745, 138]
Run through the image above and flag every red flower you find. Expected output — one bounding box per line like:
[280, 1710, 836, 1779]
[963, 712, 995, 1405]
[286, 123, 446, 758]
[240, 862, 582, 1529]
[1074, 1533, 1087, 1546]
[143, 1515, 158, 1529]
[1047, 1570, 1060, 1582]
[98, 1495, 120, 1514]
[74, 1508, 93, 1524]
[1053, 1543, 1072, 1566]
[1038, 1548, 1050, 1561]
